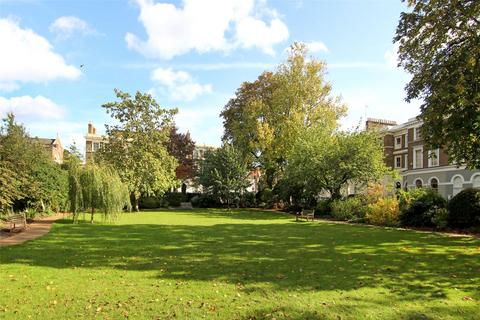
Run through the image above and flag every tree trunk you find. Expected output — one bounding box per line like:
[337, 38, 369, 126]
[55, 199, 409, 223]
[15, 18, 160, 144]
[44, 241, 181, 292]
[90, 207, 95, 224]
[132, 193, 140, 212]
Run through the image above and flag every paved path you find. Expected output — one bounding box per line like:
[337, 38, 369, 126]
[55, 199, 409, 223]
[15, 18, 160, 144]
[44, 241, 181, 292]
[0, 213, 67, 247]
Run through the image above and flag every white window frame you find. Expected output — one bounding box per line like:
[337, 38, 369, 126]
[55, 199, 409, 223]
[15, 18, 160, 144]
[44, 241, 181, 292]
[394, 136, 402, 149]
[413, 147, 423, 169]
[451, 175, 464, 196]
[428, 149, 440, 167]
[404, 154, 408, 169]
[394, 155, 401, 168]
[472, 174, 480, 188]
[414, 126, 422, 141]
[414, 178, 423, 188]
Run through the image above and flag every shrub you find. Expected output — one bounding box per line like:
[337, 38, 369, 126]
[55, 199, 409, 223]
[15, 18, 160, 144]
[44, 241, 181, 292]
[315, 199, 332, 216]
[164, 192, 187, 207]
[366, 196, 400, 227]
[330, 197, 364, 221]
[139, 196, 160, 209]
[447, 188, 480, 228]
[399, 188, 446, 227]
[190, 194, 217, 208]
[241, 192, 256, 208]
[431, 207, 448, 229]
[24, 207, 38, 220]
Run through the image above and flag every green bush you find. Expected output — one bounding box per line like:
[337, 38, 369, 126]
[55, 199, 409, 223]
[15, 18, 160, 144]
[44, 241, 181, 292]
[399, 188, 446, 227]
[139, 196, 160, 209]
[366, 196, 400, 227]
[330, 197, 364, 221]
[190, 194, 217, 208]
[315, 199, 332, 216]
[431, 207, 448, 229]
[24, 207, 38, 220]
[241, 192, 256, 208]
[164, 192, 187, 207]
[447, 188, 480, 228]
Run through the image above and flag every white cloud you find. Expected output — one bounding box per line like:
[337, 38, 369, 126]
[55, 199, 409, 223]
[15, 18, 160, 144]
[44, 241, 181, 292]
[151, 67, 212, 101]
[49, 16, 98, 40]
[0, 18, 81, 91]
[126, 0, 289, 59]
[174, 107, 222, 146]
[0, 95, 65, 120]
[305, 41, 328, 53]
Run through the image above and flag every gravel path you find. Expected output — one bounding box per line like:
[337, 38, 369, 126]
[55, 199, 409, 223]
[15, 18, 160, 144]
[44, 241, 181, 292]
[0, 213, 67, 247]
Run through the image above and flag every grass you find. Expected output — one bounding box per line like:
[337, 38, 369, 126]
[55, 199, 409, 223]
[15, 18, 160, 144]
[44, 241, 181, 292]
[0, 209, 479, 319]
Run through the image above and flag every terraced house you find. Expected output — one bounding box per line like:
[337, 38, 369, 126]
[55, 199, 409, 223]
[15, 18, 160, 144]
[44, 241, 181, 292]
[367, 117, 480, 199]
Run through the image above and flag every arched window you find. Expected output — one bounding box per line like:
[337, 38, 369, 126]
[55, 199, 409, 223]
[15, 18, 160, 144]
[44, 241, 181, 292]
[415, 179, 423, 188]
[452, 175, 463, 196]
[430, 178, 439, 191]
[395, 181, 401, 189]
[404, 181, 408, 191]
[473, 175, 480, 189]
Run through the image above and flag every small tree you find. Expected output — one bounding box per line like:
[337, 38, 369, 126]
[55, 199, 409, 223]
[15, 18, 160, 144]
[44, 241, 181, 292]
[81, 164, 130, 223]
[197, 144, 251, 207]
[66, 154, 83, 223]
[287, 128, 390, 200]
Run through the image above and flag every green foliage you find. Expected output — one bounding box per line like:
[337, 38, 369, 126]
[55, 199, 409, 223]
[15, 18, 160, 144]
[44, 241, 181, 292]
[0, 164, 23, 212]
[398, 188, 446, 228]
[366, 196, 400, 227]
[431, 207, 449, 230]
[66, 155, 83, 223]
[96, 89, 179, 210]
[330, 197, 364, 221]
[190, 194, 217, 208]
[287, 128, 390, 200]
[0, 113, 68, 213]
[221, 42, 346, 189]
[315, 199, 332, 216]
[79, 164, 130, 222]
[395, 0, 480, 168]
[447, 188, 480, 228]
[197, 144, 251, 207]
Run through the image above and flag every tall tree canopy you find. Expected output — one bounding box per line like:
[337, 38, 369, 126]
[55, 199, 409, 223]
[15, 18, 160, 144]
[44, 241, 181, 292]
[395, 0, 480, 168]
[221, 42, 346, 188]
[287, 128, 390, 200]
[96, 89, 179, 210]
[197, 144, 251, 207]
[165, 126, 195, 181]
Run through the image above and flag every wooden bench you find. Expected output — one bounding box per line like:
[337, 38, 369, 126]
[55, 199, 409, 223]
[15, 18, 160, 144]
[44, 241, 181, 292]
[296, 209, 315, 222]
[2, 213, 27, 232]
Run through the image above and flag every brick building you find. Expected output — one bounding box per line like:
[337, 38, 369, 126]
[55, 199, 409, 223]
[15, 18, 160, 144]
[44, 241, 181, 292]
[33, 135, 64, 164]
[368, 117, 480, 199]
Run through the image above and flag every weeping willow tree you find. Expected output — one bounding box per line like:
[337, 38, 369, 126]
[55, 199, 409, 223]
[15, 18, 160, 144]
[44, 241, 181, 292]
[66, 155, 83, 224]
[80, 164, 131, 223]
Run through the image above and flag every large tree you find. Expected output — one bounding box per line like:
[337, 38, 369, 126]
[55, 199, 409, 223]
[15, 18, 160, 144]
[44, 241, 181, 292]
[96, 89, 179, 211]
[0, 113, 67, 213]
[287, 128, 390, 200]
[221, 42, 346, 189]
[165, 126, 195, 181]
[394, 0, 480, 168]
[197, 144, 251, 207]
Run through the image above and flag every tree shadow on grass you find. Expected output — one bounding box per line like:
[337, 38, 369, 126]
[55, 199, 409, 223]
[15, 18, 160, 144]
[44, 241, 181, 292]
[1, 218, 479, 305]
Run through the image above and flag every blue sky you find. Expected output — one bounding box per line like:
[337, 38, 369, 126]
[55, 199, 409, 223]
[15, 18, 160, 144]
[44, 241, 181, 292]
[0, 0, 419, 153]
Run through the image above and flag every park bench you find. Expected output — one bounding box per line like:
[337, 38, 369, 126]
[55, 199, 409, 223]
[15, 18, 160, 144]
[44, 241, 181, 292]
[1, 213, 27, 232]
[296, 209, 315, 222]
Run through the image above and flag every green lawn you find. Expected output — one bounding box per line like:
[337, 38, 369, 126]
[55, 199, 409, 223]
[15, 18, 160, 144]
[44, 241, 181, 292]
[1, 209, 479, 319]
